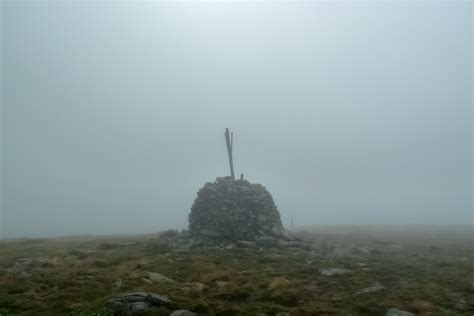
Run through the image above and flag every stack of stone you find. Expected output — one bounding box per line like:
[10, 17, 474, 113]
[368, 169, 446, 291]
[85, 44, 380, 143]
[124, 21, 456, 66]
[188, 176, 290, 243]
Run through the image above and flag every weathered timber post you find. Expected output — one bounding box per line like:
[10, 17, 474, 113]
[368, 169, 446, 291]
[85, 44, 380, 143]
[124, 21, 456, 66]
[224, 128, 235, 180]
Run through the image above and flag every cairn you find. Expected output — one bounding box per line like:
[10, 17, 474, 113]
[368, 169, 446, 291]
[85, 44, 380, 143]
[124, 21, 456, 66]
[188, 176, 287, 242]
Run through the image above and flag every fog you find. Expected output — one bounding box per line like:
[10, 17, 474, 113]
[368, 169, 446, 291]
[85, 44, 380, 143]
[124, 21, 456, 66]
[1, 2, 472, 238]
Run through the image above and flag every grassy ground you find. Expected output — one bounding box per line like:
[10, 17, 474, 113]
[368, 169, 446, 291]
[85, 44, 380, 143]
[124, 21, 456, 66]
[0, 226, 472, 315]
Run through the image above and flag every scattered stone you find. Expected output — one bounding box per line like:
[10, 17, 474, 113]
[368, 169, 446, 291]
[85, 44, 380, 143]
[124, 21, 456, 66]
[385, 308, 415, 316]
[107, 292, 174, 314]
[142, 278, 153, 285]
[357, 282, 386, 294]
[6, 257, 61, 274]
[256, 236, 278, 247]
[319, 268, 351, 276]
[170, 310, 197, 316]
[147, 271, 174, 283]
[215, 280, 229, 288]
[236, 240, 257, 248]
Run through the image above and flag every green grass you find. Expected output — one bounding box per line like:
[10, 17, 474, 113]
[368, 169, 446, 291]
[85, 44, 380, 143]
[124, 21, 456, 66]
[0, 226, 472, 315]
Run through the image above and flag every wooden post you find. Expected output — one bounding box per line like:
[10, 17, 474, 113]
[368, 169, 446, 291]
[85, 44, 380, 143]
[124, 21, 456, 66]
[240, 174, 244, 180]
[225, 128, 235, 180]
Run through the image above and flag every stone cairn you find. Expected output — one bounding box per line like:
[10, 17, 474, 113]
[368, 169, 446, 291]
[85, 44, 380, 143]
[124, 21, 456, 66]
[186, 129, 300, 248]
[189, 176, 288, 242]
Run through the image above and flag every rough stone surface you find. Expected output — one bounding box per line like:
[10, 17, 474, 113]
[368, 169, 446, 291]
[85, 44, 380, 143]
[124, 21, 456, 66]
[357, 282, 386, 294]
[319, 268, 351, 276]
[256, 236, 279, 247]
[189, 176, 286, 242]
[147, 271, 174, 283]
[236, 240, 257, 248]
[170, 310, 197, 316]
[385, 309, 415, 316]
[107, 292, 173, 315]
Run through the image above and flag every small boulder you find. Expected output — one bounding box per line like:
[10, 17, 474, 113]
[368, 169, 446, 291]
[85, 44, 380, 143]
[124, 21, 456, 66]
[256, 236, 279, 247]
[236, 240, 257, 248]
[319, 268, 351, 276]
[357, 282, 386, 294]
[170, 310, 197, 316]
[385, 309, 415, 316]
[147, 271, 174, 283]
[215, 280, 230, 288]
[107, 292, 174, 314]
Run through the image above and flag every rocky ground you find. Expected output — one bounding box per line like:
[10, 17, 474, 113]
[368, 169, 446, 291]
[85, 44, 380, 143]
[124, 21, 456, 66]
[0, 226, 472, 315]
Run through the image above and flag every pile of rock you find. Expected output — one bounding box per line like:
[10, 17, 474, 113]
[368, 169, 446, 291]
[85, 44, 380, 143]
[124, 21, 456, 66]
[188, 176, 290, 243]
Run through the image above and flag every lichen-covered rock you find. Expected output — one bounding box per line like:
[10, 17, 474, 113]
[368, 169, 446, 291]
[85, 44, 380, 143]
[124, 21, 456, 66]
[189, 176, 286, 242]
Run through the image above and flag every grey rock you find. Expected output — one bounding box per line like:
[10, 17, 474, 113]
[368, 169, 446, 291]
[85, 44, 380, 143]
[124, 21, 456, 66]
[170, 310, 197, 316]
[236, 240, 257, 248]
[107, 292, 173, 314]
[198, 229, 222, 238]
[216, 280, 230, 288]
[385, 308, 415, 316]
[357, 282, 386, 294]
[256, 236, 279, 247]
[147, 271, 174, 283]
[319, 268, 351, 276]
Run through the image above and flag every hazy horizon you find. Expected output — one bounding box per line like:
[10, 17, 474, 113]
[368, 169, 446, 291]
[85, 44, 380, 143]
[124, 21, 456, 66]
[1, 1, 472, 238]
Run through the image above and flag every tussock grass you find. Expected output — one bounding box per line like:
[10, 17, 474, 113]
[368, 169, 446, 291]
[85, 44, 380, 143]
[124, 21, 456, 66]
[0, 226, 472, 315]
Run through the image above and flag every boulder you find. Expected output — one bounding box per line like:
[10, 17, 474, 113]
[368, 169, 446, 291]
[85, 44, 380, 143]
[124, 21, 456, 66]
[236, 240, 257, 248]
[256, 236, 279, 247]
[385, 309, 415, 316]
[319, 268, 351, 276]
[170, 310, 197, 316]
[357, 282, 386, 294]
[107, 292, 174, 315]
[147, 272, 174, 283]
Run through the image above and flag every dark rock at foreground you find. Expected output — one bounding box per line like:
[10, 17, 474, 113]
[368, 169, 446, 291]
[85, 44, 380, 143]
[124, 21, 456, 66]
[189, 176, 291, 242]
[107, 292, 174, 315]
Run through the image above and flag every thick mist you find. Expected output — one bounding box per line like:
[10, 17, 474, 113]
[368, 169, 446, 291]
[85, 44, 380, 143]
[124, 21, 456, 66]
[1, 2, 472, 238]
